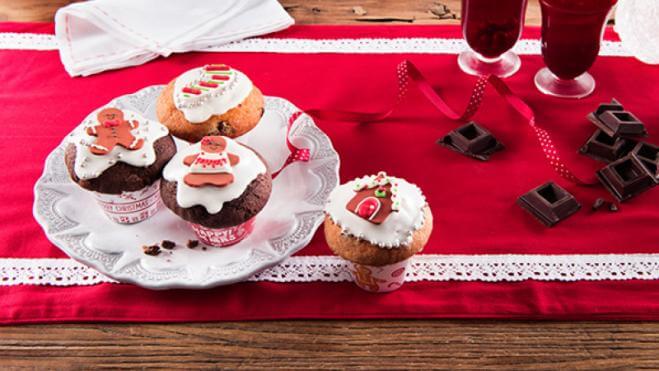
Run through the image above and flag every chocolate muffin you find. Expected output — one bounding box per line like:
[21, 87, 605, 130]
[156, 64, 265, 143]
[64, 106, 176, 224]
[160, 135, 271, 247]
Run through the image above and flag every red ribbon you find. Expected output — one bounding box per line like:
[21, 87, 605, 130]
[272, 111, 311, 179]
[305, 60, 597, 186]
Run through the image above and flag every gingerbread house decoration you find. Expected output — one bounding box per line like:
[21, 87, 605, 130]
[346, 171, 401, 224]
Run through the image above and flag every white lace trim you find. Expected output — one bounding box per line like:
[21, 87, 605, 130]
[0, 32, 631, 56]
[1, 254, 657, 286]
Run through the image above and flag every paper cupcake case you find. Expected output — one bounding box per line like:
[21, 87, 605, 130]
[92, 180, 162, 224]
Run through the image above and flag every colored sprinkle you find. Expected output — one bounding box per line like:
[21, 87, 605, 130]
[211, 75, 230, 81]
[204, 64, 230, 71]
[182, 87, 201, 95]
[199, 81, 219, 88]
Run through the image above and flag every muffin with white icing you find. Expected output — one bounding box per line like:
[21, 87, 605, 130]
[64, 106, 176, 224]
[160, 135, 272, 247]
[156, 64, 264, 143]
[324, 171, 432, 292]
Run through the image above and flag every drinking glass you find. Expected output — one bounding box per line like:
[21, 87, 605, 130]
[458, 0, 528, 78]
[534, 0, 618, 98]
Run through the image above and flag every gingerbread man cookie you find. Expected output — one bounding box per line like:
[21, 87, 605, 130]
[183, 136, 240, 188]
[86, 108, 144, 155]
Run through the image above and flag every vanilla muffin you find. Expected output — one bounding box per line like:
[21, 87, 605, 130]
[156, 64, 264, 143]
[324, 172, 433, 267]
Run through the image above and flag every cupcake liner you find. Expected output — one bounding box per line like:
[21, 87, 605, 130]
[349, 258, 409, 293]
[93, 180, 162, 224]
[188, 216, 256, 248]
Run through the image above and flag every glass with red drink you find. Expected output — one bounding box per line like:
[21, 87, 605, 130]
[535, 0, 618, 98]
[458, 0, 528, 78]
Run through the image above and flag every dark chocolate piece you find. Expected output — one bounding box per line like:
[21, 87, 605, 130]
[596, 154, 657, 202]
[579, 129, 636, 163]
[630, 142, 659, 179]
[142, 245, 161, 256]
[587, 99, 647, 138]
[517, 181, 581, 227]
[438, 122, 504, 161]
[591, 198, 605, 211]
[187, 240, 199, 249]
[161, 240, 176, 250]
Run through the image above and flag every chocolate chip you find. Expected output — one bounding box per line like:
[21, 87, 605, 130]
[187, 240, 199, 249]
[142, 245, 161, 256]
[592, 198, 605, 211]
[161, 240, 176, 250]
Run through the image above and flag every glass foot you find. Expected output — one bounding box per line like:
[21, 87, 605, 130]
[458, 49, 521, 78]
[534, 67, 595, 99]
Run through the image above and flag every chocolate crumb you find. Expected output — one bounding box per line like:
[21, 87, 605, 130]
[142, 245, 161, 256]
[202, 246, 207, 251]
[161, 240, 176, 250]
[609, 203, 620, 212]
[592, 198, 605, 211]
[187, 240, 199, 249]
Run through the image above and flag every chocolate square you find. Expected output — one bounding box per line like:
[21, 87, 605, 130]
[631, 142, 659, 179]
[438, 122, 504, 161]
[594, 98, 624, 116]
[579, 129, 638, 163]
[597, 154, 657, 202]
[587, 98, 647, 138]
[517, 182, 581, 227]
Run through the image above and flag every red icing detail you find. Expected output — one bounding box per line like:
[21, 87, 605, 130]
[211, 75, 230, 81]
[199, 81, 219, 88]
[205, 64, 230, 72]
[357, 197, 380, 219]
[103, 120, 119, 128]
[182, 87, 201, 95]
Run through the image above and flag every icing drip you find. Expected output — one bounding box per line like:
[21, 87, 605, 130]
[325, 174, 427, 249]
[67, 107, 169, 180]
[173, 65, 253, 124]
[163, 137, 266, 214]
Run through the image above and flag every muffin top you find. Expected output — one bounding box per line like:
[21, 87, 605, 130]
[325, 171, 427, 248]
[173, 64, 253, 123]
[66, 106, 170, 180]
[163, 135, 267, 214]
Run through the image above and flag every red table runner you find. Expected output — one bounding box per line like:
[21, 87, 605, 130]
[1, 23, 658, 323]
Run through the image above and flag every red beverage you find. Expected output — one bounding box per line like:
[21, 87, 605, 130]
[461, 0, 527, 59]
[540, 0, 618, 80]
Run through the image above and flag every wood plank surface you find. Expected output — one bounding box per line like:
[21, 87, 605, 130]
[0, 0, 654, 369]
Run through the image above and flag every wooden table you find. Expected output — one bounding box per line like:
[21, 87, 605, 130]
[2, 1, 657, 368]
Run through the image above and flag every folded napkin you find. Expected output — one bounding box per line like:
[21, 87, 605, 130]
[54, 0, 294, 76]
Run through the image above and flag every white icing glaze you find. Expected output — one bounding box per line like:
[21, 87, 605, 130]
[66, 108, 169, 180]
[173, 65, 253, 123]
[163, 137, 266, 214]
[325, 174, 427, 249]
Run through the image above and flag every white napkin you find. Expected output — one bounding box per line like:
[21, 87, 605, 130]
[54, 0, 294, 77]
[615, 0, 659, 65]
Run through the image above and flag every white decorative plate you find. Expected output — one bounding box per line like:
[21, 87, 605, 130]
[33, 86, 340, 289]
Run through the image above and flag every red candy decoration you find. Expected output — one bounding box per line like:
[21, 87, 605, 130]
[199, 81, 219, 88]
[357, 197, 381, 219]
[205, 64, 230, 72]
[182, 87, 201, 95]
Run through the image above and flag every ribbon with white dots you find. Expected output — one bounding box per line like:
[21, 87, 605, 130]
[272, 111, 311, 178]
[307, 60, 597, 186]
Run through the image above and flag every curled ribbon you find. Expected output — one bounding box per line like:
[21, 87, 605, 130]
[305, 60, 597, 186]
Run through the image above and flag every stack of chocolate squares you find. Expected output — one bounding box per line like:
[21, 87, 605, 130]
[580, 99, 658, 201]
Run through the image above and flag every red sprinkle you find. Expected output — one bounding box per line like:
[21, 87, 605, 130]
[205, 64, 230, 71]
[211, 75, 230, 81]
[199, 81, 219, 88]
[182, 87, 202, 95]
